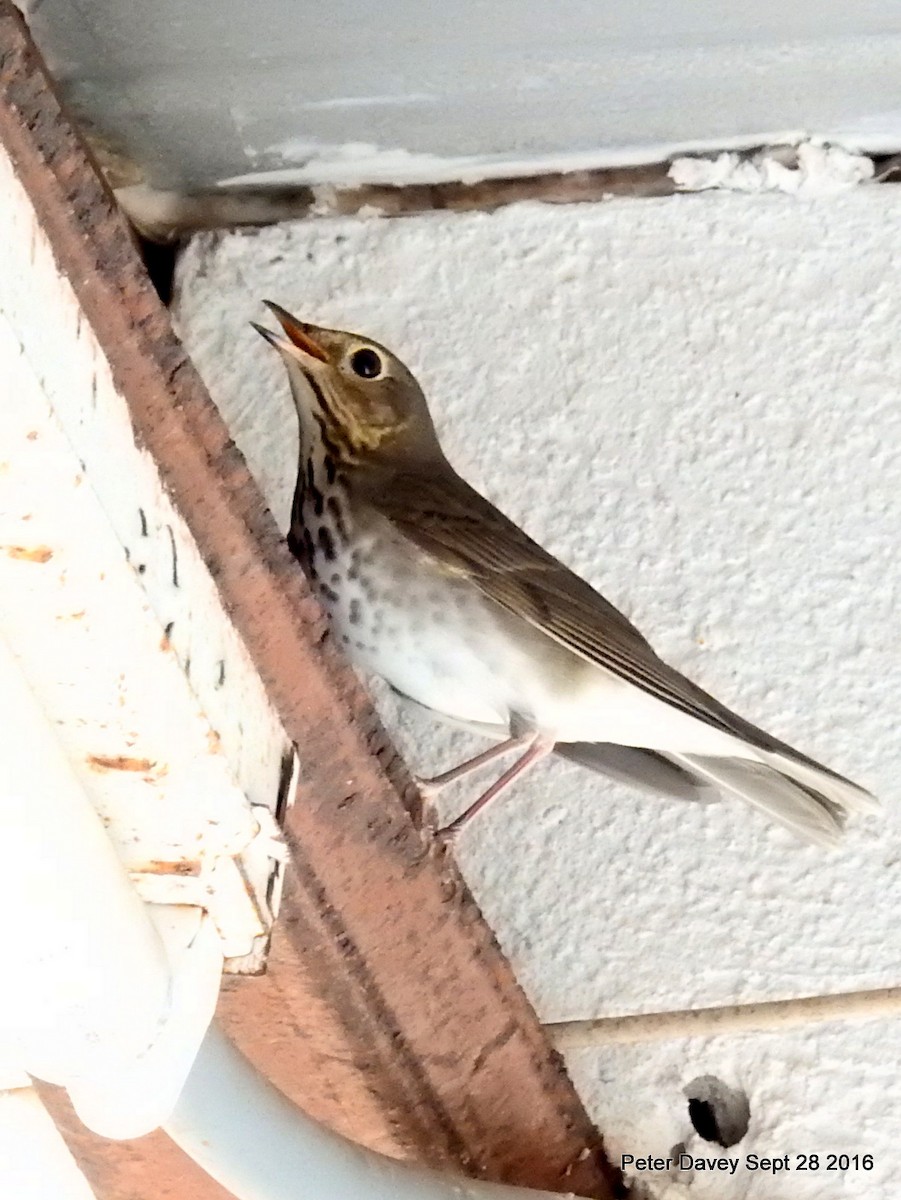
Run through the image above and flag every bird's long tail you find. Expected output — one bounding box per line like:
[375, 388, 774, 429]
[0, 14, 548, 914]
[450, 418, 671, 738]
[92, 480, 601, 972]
[557, 741, 877, 847]
[668, 749, 878, 848]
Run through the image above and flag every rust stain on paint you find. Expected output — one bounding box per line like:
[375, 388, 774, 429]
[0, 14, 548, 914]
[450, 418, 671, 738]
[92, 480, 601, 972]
[87, 752, 157, 773]
[138, 859, 202, 877]
[5, 543, 53, 562]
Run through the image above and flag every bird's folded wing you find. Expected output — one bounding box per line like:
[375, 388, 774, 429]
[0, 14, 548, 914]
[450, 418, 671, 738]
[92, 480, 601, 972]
[375, 468, 854, 782]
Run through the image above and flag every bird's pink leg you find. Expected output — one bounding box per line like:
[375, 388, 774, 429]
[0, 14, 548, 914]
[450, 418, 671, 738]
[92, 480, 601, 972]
[437, 733, 555, 838]
[419, 733, 534, 792]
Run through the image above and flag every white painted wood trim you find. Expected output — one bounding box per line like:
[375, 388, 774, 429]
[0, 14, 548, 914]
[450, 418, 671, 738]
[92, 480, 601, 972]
[0, 136, 298, 970]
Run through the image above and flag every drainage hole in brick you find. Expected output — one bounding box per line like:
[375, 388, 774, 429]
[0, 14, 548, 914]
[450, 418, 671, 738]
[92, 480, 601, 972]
[684, 1075, 750, 1148]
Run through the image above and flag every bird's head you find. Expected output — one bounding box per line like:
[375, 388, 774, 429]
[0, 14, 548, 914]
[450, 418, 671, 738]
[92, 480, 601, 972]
[253, 301, 441, 464]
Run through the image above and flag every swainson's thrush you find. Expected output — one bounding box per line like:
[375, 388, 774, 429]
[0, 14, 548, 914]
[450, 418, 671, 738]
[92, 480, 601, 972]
[253, 302, 877, 847]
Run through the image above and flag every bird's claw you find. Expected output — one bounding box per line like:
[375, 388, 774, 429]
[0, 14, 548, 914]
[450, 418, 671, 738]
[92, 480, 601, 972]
[432, 822, 460, 848]
[415, 776, 442, 805]
[415, 776, 449, 842]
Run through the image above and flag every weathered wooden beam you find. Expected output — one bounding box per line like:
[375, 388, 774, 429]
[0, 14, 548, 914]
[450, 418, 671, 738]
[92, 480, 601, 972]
[0, 5, 618, 1196]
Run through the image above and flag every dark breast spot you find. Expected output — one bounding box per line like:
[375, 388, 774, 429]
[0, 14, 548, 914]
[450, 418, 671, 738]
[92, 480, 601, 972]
[317, 525, 336, 561]
[348, 598, 361, 625]
[287, 528, 306, 564]
[324, 456, 336, 485]
[347, 548, 363, 582]
[310, 485, 325, 517]
[326, 494, 347, 538]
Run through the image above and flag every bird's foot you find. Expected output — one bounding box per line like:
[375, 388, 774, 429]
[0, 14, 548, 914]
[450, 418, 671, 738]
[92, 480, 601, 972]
[431, 822, 460, 849]
[413, 777, 447, 842]
[414, 776, 443, 806]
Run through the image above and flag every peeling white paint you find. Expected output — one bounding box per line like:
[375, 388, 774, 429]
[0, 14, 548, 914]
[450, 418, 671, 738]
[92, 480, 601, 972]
[0, 317, 280, 959]
[670, 141, 875, 196]
[218, 132, 813, 190]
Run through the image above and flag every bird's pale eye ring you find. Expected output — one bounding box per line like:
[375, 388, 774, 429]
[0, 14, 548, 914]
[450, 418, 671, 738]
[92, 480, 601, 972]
[349, 347, 383, 379]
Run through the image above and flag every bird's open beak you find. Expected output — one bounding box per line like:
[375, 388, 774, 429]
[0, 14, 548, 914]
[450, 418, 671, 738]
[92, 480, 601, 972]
[252, 301, 330, 365]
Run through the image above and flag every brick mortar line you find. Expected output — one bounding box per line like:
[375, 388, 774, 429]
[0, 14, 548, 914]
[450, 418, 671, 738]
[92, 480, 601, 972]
[547, 986, 901, 1049]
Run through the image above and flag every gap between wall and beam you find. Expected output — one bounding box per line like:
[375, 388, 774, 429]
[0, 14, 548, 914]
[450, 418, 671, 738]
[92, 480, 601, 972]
[116, 146, 901, 243]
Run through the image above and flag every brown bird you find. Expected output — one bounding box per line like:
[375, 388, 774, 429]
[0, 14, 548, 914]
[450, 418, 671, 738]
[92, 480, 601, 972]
[253, 301, 877, 846]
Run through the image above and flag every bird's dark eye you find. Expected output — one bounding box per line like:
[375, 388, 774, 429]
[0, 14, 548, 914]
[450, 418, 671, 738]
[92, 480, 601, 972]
[349, 347, 383, 379]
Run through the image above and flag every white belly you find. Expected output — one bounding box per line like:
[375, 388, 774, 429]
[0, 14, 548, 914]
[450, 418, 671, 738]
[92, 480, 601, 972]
[316, 531, 743, 759]
[319, 532, 521, 728]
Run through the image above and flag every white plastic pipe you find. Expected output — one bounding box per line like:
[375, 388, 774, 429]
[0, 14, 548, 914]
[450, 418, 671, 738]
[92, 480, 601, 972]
[0, 633, 170, 1088]
[0, 1087, 98, 1200]
[0, 634, 222, 1138]
[165, 1024, 571, 1200]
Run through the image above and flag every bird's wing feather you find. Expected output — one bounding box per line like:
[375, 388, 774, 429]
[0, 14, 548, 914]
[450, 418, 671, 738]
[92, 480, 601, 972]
[374, 468, 858, 784]
[554, 743, 718, 804]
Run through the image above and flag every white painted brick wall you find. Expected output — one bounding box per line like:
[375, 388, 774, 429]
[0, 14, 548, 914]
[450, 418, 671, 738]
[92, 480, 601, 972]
[174, 189, 900, 1197]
